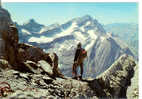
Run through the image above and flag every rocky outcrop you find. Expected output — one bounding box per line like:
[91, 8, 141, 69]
[0, 54, 137, 98]
[17, 43, 64, 78]
[0, 7, 12, 32]
[0, 7, 64, 79]
[0, 7, 11, 59]
[0, 7, 18, 66]
[0, 59, 12, 71]
[96, 54, 136, 98]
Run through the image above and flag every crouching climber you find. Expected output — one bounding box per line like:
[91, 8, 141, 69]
[72, 42, 87, 80]
[45, 53, 65, 78]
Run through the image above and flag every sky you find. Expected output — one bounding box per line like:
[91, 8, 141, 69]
[2, 2, 138, 26]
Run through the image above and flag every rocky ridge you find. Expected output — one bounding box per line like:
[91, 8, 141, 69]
[0, 54, 137, 98]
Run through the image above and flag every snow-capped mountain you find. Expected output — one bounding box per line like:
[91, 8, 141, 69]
[16, 15, 135, 77]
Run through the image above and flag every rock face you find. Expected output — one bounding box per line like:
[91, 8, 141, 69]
[0, 54, 137, 98]
[0, 7, 12, 59]
[0, 7, 12, 32]
[127, 63, 138, 99]
[0, 7, 18, 66]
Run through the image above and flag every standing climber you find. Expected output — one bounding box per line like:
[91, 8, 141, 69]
[72, 42, 87, 80]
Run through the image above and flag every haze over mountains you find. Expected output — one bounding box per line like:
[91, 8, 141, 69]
[104, 23, 138, 57]
[15, 15, 137, 77]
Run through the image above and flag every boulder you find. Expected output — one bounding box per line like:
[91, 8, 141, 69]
[38, 60, 53, 75]
[18, 43, 45, 63]
[0, 59, 12, 71]
[23, 60, 42, 74]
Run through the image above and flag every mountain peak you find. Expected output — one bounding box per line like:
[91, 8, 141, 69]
[71, 15, 93, 23]
[29, 19, 36, 23]
[24, 19, 39, 25]
[22, 19, 44, 32]
[82, 14, 93, 20]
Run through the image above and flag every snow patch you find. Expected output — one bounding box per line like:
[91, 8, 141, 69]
[74, 31, 86, 41]
[85, 40, 95, 51]
[85, 21, 91, 26]
[54, 22, 78, 37]
[80, 26, 85, 32]
[100, 36, 106, 42]
[72, 22, 78, 28]
[80, 21, 91, 32]
[28, 36, 53, 43]
[21, 29, 31, 35]
[88, 30, 97, 40]
[107, 32, 112, 37]
[39, 27, 48, 34]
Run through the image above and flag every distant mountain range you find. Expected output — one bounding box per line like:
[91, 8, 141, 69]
[15, 15, 137, 77]
[104, 23, 138, 57]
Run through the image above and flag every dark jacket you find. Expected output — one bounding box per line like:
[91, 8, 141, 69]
[74, 48, 82, 62]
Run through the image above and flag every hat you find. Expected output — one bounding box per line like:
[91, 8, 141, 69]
[77, 42, 81, 48]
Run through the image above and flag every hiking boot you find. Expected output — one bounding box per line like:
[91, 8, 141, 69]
[72, 76, 77, 80]
[76, 75, 82, 80]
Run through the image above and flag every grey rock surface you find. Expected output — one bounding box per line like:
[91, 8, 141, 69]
[0, 55, 137, 99]
[127, 63, 138, 99]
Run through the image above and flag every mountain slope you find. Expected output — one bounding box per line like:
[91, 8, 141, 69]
[104, 23, 138, 58]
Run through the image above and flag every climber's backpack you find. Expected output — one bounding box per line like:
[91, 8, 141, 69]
[81, 49, 87, 58]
